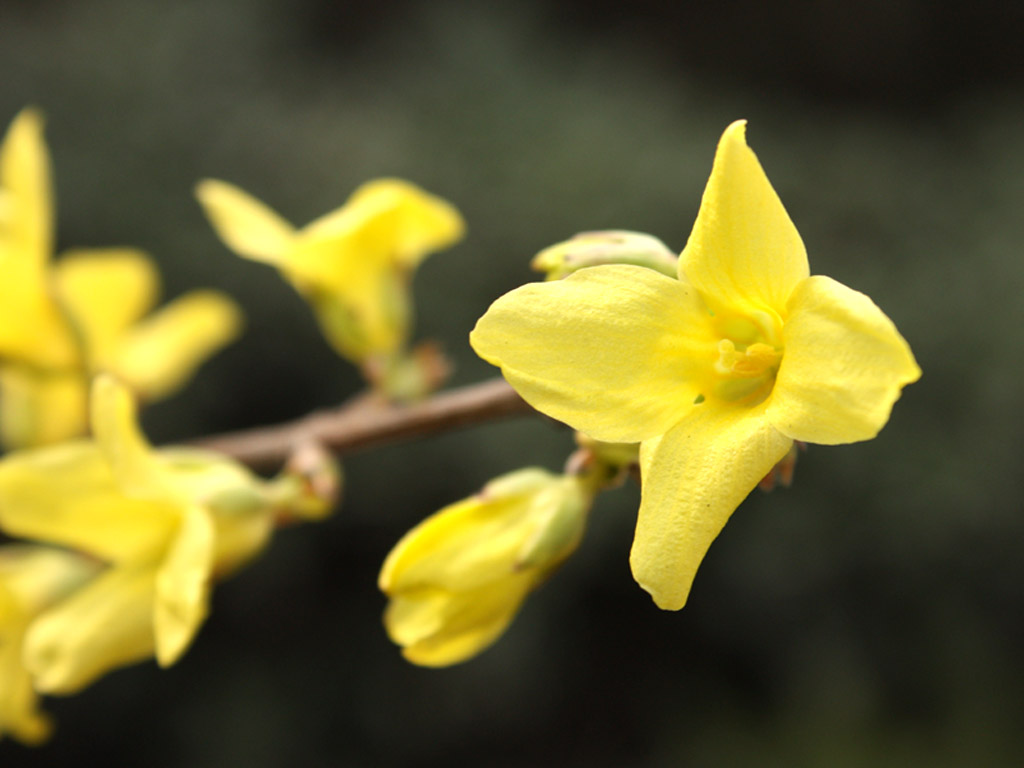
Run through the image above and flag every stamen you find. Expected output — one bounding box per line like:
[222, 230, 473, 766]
[713, 340, 780, 378]
[711, 339, 782, 403]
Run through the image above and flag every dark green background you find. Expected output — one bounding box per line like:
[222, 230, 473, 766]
[1, 1, 1022, 765]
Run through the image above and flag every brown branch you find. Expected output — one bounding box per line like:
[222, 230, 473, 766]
[192, 377, 534, 470]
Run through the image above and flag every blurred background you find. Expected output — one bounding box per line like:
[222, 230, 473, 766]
[2, 0, 1023, 765]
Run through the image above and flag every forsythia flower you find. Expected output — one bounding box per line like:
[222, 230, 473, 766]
[379, 468, 593, 666]
[0, 375, 330, 694]
[0, 545, 100, 745]
[471, 121, 921, 611]
[0, 108, 242, 448]
[195, 177, 464, 373]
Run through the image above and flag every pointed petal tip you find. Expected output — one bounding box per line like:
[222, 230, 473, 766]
[193, 177, 217, 199]
[722, 119, 748, 143]
[11, 106, 45, 132]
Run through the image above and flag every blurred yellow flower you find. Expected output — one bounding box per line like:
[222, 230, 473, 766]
[0, 376, 316, 694]
[0, 108, 242, 448]
[380, 468, 592, 667]
[195, 177, 463, 372]
[471, 121, 921, 611]
[0, 545, 100, 745]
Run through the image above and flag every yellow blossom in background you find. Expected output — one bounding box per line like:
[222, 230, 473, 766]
[380, 468, 593, 667]
[0, 108, 242, 448]
[0, 545, 100, 745]
[0, 375, 333, 694]
[471, 121, 921, 611]
[195, 176, 464, 385]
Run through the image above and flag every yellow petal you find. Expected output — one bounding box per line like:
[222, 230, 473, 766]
[0, 647, 52, 745]
[380, 469, 556, 592]
[303, 178, 464, 270]
[0, 545, 98, 745]
[154, 506, 215, 667]
[53, 249, 158, 367]
[273, 179, 461, 362]
[384, 587, 448, 646]
[0, 544, 103, 615]
[352, 178, 465, 268]
[90, 374, 172, 500]
[209, 506, 273, 578]
[680, 121, 809, 314]
[195, 179, 296, 265]
[767, 275, 921, 444]
[0, 441, 177, 562]
[0, 110, 75, 369]
[0, 596, 52, 744]
[24, 565, 156, 695]
[384, 578, 533, 667]
[630, 401, 792, 610]
[471, 264, 716, 443]
[306, 259, 410, 361]
[0, 246, 75, 367]
[0, 108, 52, 266]
[380, 499, 522, 592]
[0, 252, 77, 370]
[0, 366, 87, 448]
[114, 290, 243, 400]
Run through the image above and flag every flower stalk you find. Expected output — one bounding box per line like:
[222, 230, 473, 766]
[191, 377, 535, 470]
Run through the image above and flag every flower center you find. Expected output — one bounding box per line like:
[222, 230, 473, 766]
[702, 310, 783, 404]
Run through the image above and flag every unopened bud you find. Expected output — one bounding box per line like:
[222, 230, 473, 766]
[532, 230, 678, 280]
[514, 475, 591, 572]
[379, 467, 592, 667]
[270, 440, 342, 522]
[758, 442, 804, 492]
[568, 433, 639, 491]
[366, 341, 452, 402]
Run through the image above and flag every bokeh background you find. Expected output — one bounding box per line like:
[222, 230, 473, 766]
[2, 0, 1023, 765]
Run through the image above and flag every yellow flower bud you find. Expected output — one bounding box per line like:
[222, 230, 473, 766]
[261, 439, 343, 526]
[379, 468, 593, 667]
[531, 230, 678, 280]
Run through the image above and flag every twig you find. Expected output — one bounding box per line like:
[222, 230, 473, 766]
[192, 377, 534, 470]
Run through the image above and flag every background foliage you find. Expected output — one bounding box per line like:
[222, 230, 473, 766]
[1, 0, 1022, 765]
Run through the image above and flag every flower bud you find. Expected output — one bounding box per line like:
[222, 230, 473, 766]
[531, 230, 678, 280]
[364, 341, 451, 402]
[379, 468, 593, 667]
[268, 440, 343, 523]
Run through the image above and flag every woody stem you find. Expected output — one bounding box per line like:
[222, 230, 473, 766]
[190, 377, 535, 471]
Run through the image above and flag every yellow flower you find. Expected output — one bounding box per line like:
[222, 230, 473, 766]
[0, 108, 242, 448]
[0, 376, 306, 694]
[0, 545, 100, 745]
[379, 468, 592, 667]
[471, 121, 921, 611]
[195, 177, 464, 368]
